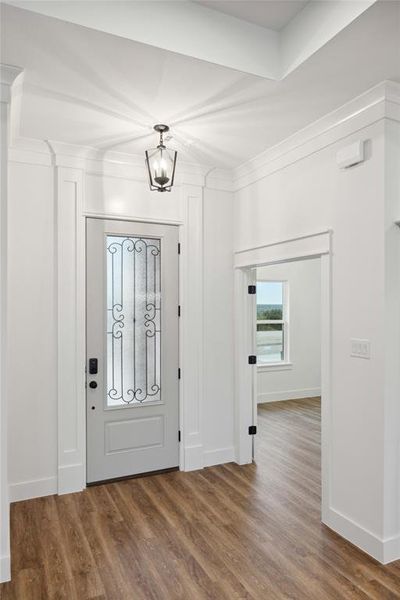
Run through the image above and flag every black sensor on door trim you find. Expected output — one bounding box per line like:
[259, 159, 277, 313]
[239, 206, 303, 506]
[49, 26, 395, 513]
[89, 358, 98, 375]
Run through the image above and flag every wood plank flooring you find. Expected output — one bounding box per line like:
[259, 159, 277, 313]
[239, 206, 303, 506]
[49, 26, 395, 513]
[1, 397, 399, 599]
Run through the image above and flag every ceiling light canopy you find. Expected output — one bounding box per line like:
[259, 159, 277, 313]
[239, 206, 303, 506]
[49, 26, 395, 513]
[145, 124, 177, 192]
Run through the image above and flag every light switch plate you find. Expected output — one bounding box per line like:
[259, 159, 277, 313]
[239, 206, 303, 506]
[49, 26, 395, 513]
[350, 338, 370, 359]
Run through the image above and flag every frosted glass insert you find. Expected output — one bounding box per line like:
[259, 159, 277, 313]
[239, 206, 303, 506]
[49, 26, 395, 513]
[106, 235, 161, 407]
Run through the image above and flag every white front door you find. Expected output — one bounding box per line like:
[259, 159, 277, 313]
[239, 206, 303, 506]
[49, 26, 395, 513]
[86, 218, 179, 484]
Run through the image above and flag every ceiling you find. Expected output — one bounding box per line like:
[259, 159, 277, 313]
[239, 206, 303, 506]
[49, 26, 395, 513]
[194, 0, 308, 31]
[3, 0, 378, 79]
[1, 1, 400, 169]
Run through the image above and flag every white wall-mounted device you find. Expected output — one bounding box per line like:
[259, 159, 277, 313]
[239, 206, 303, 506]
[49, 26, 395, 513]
[336, 140, 365, 169]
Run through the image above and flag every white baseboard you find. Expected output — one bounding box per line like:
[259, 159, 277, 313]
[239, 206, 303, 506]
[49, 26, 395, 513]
[9, 476, 57, 503]
[324, 507, 400, 564]
[183, 445, 235, 470]
[383, 533, 400, 564]
[0, 554, 11, 583]
[9, 465, 85, 502]
[58, 463, 85, 495]
[203, 446, 235, 468]
[257, 387, 321, 403]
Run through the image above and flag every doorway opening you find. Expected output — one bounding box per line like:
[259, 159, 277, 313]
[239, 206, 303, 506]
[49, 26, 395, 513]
[233, 230, 332, 522]
[255, 258, 322, 512]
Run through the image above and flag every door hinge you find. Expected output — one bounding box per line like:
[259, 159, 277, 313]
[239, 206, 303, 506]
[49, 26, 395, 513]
[178, 368, 181, 379]
[248, 285, 256, 294]
[178, 242, 181, 255]
[178, 430, 181, 442]
[248, 355, 257, 365]
[178, 305, 181, 317]
[248, 425, 257, 435]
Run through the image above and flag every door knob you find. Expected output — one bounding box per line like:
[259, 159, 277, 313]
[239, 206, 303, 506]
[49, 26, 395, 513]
[89, 381, 97, 389]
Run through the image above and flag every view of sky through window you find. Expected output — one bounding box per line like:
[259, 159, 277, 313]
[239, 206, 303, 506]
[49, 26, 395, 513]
[256, 281, 283, 306]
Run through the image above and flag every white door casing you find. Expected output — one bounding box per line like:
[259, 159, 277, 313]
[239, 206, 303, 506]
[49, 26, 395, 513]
[233, 230, 332, 524]
[86, 218, 179, 483]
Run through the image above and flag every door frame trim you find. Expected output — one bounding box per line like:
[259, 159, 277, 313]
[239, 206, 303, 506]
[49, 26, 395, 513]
[233, 229, 332, 525]
[57, 169, 204, 494]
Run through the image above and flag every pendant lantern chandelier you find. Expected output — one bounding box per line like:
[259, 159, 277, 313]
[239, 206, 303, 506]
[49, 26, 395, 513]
[145, 124, 177, 192]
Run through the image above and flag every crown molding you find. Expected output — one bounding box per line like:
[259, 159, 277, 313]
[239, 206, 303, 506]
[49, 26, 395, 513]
[232, 80, 400, 191]
[8, 137, 234, 191]
[8, 80, 400, 194]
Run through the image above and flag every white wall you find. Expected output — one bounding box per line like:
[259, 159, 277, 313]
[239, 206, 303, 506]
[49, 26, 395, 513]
[6, 146, 235, 501]
[5, 82, 400, 567]
[257, 259, 321, 403]
[233, 85, 400, 562]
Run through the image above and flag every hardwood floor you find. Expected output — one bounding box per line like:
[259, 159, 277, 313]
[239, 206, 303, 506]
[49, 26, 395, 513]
[1, 397, 399, 599]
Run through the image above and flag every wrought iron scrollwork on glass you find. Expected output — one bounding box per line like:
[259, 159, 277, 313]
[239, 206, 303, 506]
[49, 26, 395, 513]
[106, 235, 161, 406]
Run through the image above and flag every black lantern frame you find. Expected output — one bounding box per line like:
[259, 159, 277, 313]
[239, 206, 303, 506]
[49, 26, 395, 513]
[145, 124, 177, 192]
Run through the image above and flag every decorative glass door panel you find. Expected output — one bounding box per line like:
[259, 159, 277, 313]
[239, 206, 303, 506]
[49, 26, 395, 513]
[106, 235, 161, 407]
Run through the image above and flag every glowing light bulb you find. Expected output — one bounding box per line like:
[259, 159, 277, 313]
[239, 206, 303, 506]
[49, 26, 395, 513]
[154, 156, 169, 186]
[160, 158, 167, 178]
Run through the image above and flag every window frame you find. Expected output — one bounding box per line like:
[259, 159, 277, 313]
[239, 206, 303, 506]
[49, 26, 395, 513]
[256, 279, 291, 369]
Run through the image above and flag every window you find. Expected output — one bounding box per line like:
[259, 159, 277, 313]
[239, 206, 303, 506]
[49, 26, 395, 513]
[256, 281, 288, 365]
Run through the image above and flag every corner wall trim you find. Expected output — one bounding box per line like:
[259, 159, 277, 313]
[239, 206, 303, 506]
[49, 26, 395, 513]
[324, 507, 400, 564]
[57, 166, 86, 495]
[383, 534, 400, 565]
[258, 387, 321, 404]
[9, 476, 57, 503]
[179, 184, 205, 473]
[1, 62, 24, 585]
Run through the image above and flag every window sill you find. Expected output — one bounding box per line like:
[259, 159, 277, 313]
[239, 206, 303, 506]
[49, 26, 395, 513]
[257, 362, 293, 372]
